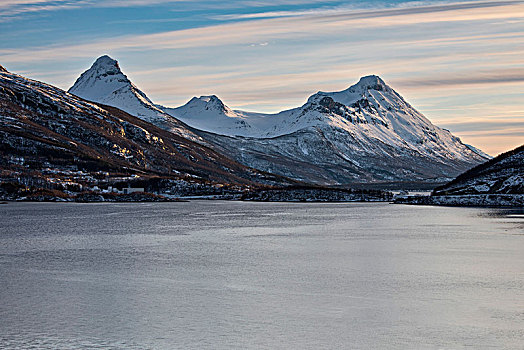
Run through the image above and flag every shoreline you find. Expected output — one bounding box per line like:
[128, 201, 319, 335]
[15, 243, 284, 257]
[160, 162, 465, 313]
[394, 194, 524, 208]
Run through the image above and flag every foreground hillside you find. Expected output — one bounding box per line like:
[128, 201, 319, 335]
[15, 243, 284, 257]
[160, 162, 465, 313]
[433, 144, 523, 195]
[69, 56, 489, 185]
[0, 65, 293, 200]
[396, 144, 523, 207]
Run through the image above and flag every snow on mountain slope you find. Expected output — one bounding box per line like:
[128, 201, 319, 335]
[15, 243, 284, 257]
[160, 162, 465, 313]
[164, 75, 489, 184]
[68, 55, 199, 141]
[433, 144, 523, 195]
[0, 65, 289, 186]
[465, 144, 491, 159]
[69, 56, 490, 185]
[163, 75, 486, 164]
[161, 95, 261, 136]
[396, 144, 523, 207]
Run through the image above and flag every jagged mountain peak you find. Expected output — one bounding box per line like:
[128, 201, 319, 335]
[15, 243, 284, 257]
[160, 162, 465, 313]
[68, 55, 132, 102]
[90, 54, 121, 74]
[185, 95, 228, 113]
[161, 94, 256, 135]
[67, 58, 489, 184]
[0, 67, 288, 188]
[68, 56, 185, 128]
[94, 54, 117, 64]
[353, 74, 387, 90]
[70, 55, 126, 93]
[196, 95, 221, 103]
[189, 95, 223, 105]
[163, 74, 489, 184]
[309, 75, 394, 105]
[0, 64, 8, 73]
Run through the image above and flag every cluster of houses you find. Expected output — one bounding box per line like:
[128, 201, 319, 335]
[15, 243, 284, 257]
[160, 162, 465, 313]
[100, 186, 145, 194]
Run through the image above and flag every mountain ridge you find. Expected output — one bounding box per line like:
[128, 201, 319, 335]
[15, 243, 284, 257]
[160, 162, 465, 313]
[67, 55, 490, 185]
[0, 64, 292, 189]
[68, 55, 201, 142]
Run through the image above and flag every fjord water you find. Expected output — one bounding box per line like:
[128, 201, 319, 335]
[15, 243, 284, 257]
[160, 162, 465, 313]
[0, 202, 522, 349]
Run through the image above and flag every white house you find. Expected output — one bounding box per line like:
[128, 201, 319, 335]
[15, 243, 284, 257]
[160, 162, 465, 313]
[122, 187, 145, 194]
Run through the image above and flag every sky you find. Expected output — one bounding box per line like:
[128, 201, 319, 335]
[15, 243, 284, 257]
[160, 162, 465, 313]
[1, 0, 523, 155]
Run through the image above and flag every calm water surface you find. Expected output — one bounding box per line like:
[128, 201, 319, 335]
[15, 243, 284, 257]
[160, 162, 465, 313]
[0, 201, 523, 349]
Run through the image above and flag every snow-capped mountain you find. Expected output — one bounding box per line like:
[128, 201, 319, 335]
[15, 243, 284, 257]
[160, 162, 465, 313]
[165, 75, 490, 184]
[69, 56, 490, 185]
[162, 95, 260, 136]
[0, 64, 288, 187]
[68, 55, 198, 140]
[164, 75, 487, 164]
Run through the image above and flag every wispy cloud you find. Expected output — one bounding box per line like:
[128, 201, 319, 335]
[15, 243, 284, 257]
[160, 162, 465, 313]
[394, 69, 524, 88]
[0, 0, 337, 20]
[0, 0, 189, 20]
[2, 0, 523, 154]
[2, 0, 523, 62]
[214, 0, 524, 21]
[212, 7, 342, 20]
[0, 0, 185, 10]
[0, 0, 56, 8]
[441, 121, 524, 132]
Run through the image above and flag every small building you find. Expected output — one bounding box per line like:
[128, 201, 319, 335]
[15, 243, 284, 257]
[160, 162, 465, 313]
[122, 187, 145, 194]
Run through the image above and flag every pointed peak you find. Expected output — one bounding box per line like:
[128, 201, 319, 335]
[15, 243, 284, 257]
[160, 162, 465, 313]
[358, 74, 385, 84]
[184, 95, 229, 113]
[188, 95, 224, 105]
[87, 55, 122, 76]
[0, 64, 8, 73]
[306, 74, 397, 106]
[353, 75, 387, 91]
[93, 54, 118, 66]
[199, 95, 223, 103]
[68, 55, 131, 99]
